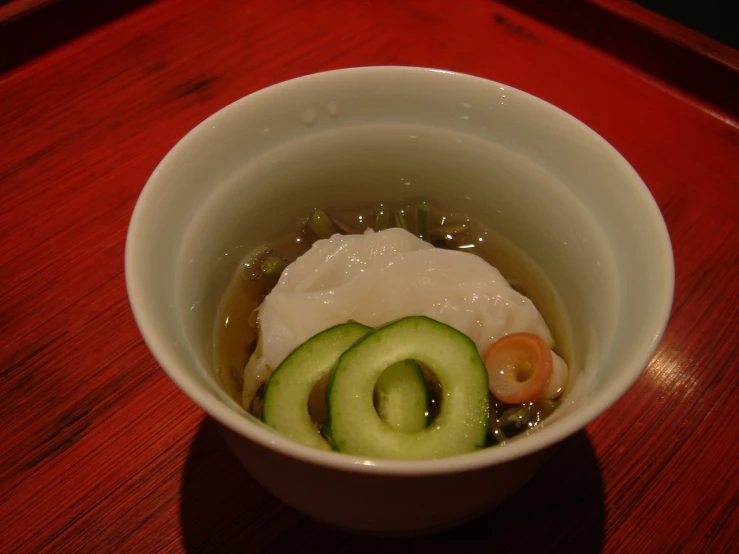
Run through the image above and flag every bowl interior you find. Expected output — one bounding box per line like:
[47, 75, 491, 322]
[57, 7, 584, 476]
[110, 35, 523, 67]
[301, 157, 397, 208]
[125, 67, 673, 473]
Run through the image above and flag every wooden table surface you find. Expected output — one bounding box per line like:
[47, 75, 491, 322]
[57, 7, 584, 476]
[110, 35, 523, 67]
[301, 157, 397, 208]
[2, 0, 738, 552]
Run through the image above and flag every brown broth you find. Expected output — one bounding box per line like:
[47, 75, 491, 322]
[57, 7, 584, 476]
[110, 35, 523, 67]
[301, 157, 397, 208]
[212, 232, 312, 402]
[213, 202, 573, 441]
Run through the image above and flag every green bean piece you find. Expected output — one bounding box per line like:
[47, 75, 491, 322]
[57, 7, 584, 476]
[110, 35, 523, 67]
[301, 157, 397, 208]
[430, 223, 469, 239]
[309, 208, 338, 239]
[500, 407, 533, 429]
[533, 399, 558, 420]
[375, 204, 391, 230]
[489, 420, 507, 444]
[240, 245, 271, 281]
[261, 255, 288, 276]
[332, 217, 360, 235]
[394, 208, 408, 230]
[417, 202, 430, 242]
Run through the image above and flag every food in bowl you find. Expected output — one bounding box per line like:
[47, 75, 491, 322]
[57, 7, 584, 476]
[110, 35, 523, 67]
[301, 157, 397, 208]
[126, 67, 674, 534]
[213, 202, 573, 459]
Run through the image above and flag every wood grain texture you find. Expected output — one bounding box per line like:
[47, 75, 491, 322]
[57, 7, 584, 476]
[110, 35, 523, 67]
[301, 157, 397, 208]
[1, 0, 737, 552]
[0, 0, 158, 73]
[0, 0, 58, 24]
[496, 0, 739, 119]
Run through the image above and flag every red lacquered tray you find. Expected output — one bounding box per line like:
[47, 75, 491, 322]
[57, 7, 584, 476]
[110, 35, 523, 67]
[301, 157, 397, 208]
[1, 1, 737, 551]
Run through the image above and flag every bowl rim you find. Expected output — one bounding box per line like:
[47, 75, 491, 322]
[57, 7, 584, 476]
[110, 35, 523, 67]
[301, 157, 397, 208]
[125, 65, 674, 476]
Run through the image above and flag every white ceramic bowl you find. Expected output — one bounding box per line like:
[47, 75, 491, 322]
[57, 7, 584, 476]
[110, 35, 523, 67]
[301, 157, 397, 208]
[125, 67, 673, 535]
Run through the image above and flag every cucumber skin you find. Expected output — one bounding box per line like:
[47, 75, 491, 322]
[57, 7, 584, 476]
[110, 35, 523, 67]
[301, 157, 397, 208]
[263, 322, 371, 451]
[322, 358, 429, 452]
[262, 321, 430, 451]
[325, 316, 490, 460]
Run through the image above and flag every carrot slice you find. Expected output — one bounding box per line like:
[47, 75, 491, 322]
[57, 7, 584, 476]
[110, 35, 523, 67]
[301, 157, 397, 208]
[484, 332, 553, 404]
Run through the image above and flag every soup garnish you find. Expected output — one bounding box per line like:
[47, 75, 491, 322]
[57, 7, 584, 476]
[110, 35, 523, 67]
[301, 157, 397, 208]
[213, 203, 570, 458]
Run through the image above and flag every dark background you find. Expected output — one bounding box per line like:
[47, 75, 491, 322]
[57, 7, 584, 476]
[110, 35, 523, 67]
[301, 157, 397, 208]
[1, 0, 738, 74]
[634, 0, 739, 49]
[634, 0, 738, 48]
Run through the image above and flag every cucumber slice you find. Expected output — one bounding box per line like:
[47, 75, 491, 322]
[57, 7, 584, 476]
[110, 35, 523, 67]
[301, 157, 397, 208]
[263, 322, 429, 450]
[325, 316, 490, 460]
[263, 322, 370, 451]
[375, 359, 427, 433]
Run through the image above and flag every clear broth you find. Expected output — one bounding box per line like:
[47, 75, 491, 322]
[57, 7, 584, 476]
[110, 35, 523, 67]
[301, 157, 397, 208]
[213, 202, 573, 444]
